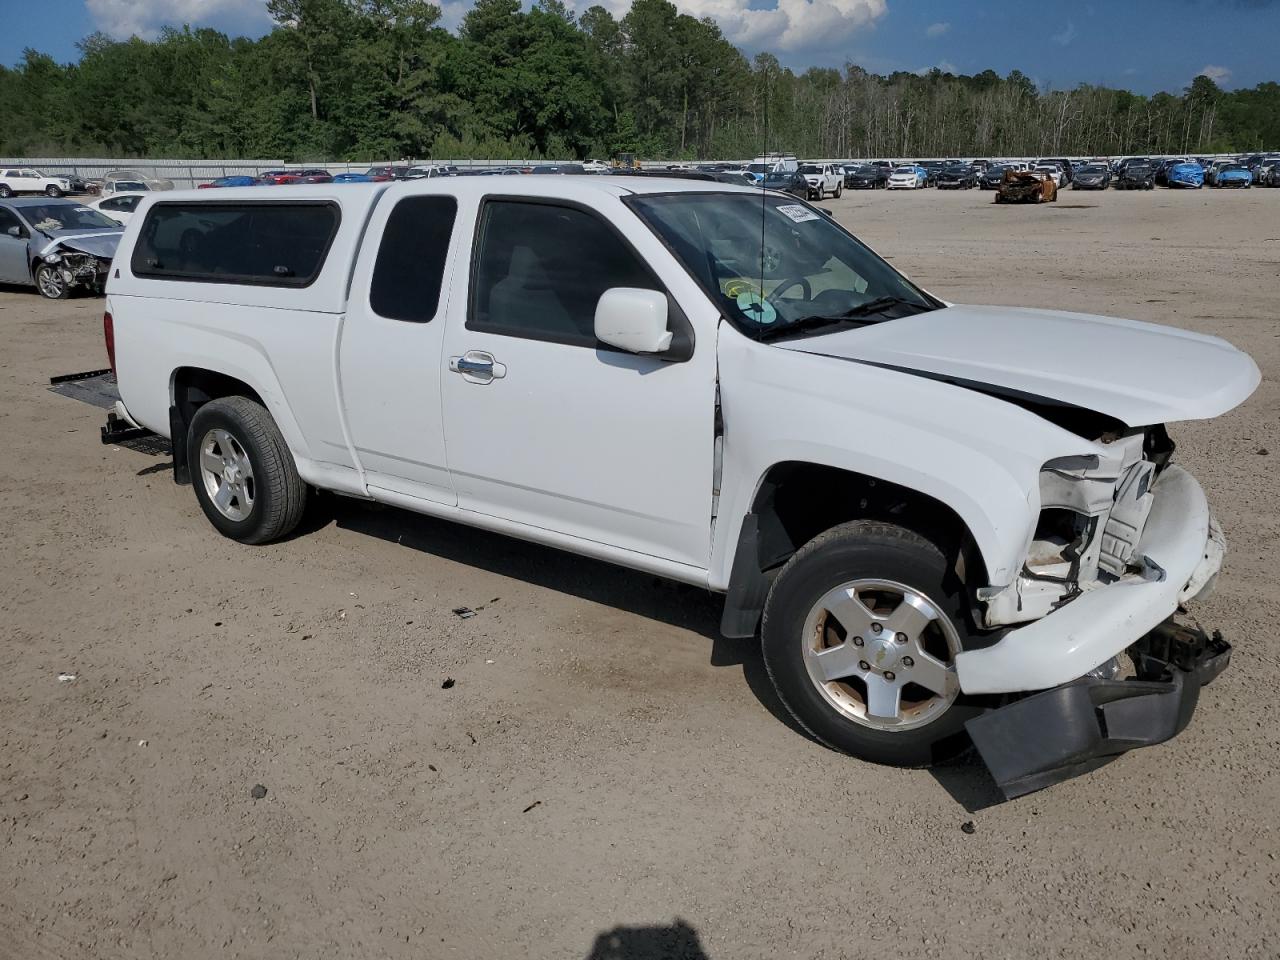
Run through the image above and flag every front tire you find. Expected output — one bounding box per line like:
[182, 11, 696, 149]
[35, 264, 70, 299]
[761, 521, 983, 767]
[0, 184, 11, 199]
[45, 184, 63, 198]
[188, 397, 307, 545]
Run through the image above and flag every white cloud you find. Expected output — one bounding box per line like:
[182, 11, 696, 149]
[914, 59, 957, 76]
[85, 0, 888, 55]
[1198, 64, 1231, 83]
[925, 21, 949, 38]
[1051, 20, 1077, 46]
[437, 0, 472, 31]
[86, 0, 271, 39]
[581, 0, 888, 53]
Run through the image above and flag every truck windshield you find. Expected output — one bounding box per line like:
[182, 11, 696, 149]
[627, 192, 938, 340]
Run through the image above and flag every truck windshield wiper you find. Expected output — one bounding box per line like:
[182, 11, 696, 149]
[755, 296, 921, 342]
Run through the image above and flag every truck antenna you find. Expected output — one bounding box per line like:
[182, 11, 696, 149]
[756, 62, 769, 341]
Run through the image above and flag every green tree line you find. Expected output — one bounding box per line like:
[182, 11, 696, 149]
[2, 0, 1277, 161]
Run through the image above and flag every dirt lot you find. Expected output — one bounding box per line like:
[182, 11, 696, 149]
[2, 186, 1278, 960]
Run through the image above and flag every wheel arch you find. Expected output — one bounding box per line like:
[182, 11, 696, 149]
[719, 461, 992, 639]
[169, 366, 294, 485]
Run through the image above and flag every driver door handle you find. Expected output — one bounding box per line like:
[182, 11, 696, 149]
[449, 350, 507, 384]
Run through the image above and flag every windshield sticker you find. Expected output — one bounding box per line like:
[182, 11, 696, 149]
[735, 290, 777, 325]
[74, 207, 93, 214]
[776, 204, 820, 224]
[724, 278, 761, 299]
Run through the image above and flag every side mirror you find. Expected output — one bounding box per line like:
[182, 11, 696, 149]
[594, 288, 671, 354]
[6, 226, 22, 238]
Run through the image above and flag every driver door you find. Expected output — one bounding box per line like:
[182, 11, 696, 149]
[439, 195, 718, 570]
[0, 207, 30, 284]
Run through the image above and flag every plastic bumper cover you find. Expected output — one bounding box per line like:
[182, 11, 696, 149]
[955, 465, 1217, 695]
[966, 620, 1230, 799]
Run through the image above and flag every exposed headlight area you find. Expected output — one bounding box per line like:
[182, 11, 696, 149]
[981, 425, 1178, 628]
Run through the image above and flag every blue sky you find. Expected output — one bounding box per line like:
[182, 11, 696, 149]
[4, 0, 1277, 95]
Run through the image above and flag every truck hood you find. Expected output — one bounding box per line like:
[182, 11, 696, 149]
[775, 304, 1260, 427]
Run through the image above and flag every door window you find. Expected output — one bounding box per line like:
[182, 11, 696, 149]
[469, 199, 661, 348]
[369, 195, 457, 322]
[0, 207, 22, 234]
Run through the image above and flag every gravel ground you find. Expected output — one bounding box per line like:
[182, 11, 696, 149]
[1, 186, 1278, 960]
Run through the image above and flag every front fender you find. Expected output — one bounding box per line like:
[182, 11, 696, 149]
[711, 324, 1099, 591]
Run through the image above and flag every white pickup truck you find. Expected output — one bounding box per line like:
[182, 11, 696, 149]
[103, 177, 1259, 797]
[798, 162, 843, 200]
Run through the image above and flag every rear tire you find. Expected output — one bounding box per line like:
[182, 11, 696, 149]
[834, 183, 843, 198]
[0, 184, 11, 199]
[188, 397, 307, 545]
[761, 520, 984, 767]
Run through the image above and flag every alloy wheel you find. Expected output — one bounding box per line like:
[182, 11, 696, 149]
[800, 578, 961, 731]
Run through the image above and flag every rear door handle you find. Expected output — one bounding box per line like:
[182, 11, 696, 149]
[449, 350, 507, 384]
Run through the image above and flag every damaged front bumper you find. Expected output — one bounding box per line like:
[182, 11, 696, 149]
[956, 464, 1220, 694]
[966, 620, 1230, 798]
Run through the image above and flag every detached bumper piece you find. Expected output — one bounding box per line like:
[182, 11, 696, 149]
[965, 620, 1230, 799]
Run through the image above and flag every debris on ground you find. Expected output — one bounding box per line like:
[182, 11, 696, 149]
[961, 821, 976, 835]
[137, 739, 149, 747]
[452, 607, 475, 619]
[1258, 448, 1270, 456]
[250, 784, 268, 799]
[57, 673, 77, 683]
[522, 800, 542, 813]
[441, 677, 455, 689]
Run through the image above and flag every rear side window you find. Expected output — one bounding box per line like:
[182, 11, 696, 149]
[369, 196, 457, 322]
[131, 201, 339, 286]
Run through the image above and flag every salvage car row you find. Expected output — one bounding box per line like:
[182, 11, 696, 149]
[834, 154, 1280, 191]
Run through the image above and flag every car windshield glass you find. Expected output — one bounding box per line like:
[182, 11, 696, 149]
[763, 172, 792, 183]
[116, 182, 147, 191]
[894, 167, 915, 173]
[21, 203, 120, 231]
[627, 192, 937, 340]
[746, 163, 771, 173]
[799, 165, 822, 174]
[1078, 165, 1106, 174]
